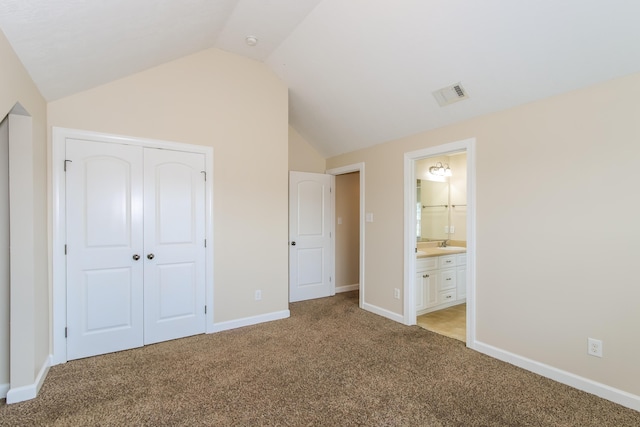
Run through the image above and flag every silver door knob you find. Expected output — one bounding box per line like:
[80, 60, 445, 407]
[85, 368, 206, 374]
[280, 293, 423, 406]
[132, 254, 140, 261]
[147, 253, 155, 260]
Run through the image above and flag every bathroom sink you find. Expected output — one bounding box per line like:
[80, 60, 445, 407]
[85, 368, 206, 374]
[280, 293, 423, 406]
[439, 246, 466, 251]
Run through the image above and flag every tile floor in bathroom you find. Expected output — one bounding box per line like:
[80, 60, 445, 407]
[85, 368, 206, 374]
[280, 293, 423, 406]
[417, 303, 466, 343]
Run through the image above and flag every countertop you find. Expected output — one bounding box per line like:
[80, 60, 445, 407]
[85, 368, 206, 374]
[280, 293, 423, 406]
[416, 246, 466, 258]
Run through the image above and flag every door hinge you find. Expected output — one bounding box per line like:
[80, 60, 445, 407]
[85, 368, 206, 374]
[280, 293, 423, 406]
[204, 239, 207, 248]
[201, 171, 206, 181]
[204, 305, 207, 314]
[329, 276, 332, 283]
[64, 244, 67, 255]
[64, 327, 68, 338]
[330, 232, 332, 238]
[64, 159, 72, 171]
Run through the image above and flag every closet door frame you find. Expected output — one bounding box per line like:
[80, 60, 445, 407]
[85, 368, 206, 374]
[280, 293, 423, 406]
[51, 127, 214, 365]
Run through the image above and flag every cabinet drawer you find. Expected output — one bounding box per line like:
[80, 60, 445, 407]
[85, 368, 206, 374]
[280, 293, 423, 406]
[438, 269, 456, 291]
[438, 289, 457, 304]
[416, 257, 438, 272]
[457, 254, 467, 266]
[439, 255, 457, 269]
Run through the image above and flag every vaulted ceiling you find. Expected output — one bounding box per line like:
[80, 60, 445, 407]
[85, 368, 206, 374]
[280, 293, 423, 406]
[2, 0, 640, 157]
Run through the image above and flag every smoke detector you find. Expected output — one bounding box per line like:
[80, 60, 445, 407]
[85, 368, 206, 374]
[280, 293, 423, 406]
[245, 36, 258, 46]
[432, 82, 469, 107]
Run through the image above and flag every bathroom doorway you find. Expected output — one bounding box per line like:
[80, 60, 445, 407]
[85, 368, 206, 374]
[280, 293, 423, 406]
[415, 152, 467, 342]
[403, 138, 476, 348]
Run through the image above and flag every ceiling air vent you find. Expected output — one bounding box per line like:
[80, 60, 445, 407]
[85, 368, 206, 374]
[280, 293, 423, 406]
[432, 82, 469, 107]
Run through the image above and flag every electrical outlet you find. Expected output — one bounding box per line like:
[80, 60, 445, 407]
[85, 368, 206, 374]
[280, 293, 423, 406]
[394, 288, 400, 299]
[588, 338, 603, 357]
[449, 225, 455, 234]
[255, 290, 262, 301]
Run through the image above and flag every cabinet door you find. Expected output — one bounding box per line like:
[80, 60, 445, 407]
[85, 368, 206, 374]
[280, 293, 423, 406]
[415, 271, 426, 311]
[418, 271, 438, 309]
[457, 265, 467, 299]
[416, 271, 438, 310]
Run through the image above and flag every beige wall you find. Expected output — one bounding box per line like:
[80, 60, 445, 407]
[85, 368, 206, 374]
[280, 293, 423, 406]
[326, 72, 640, 397]
[335, 172, 360, 287]
[288, 126, 326, 173]
[0, 29, 49, 391]
[48, 48, 289, 323]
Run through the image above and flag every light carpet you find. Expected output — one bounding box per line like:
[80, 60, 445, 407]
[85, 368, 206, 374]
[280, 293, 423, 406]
[1, 292, 638, 426]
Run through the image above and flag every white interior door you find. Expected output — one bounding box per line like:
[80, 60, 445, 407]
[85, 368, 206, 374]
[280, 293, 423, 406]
[143, 149, 206, 344]
[66, 140, 206, 360]
[289, 171, 333, 302]
[66, 140, 144, 360]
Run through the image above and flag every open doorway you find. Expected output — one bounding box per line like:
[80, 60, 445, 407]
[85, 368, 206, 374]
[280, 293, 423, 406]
[335, 172, 360, 296]
[415, 152, 467, 342]
[403, 139, 476, 348]
[327, 163, 365, 309]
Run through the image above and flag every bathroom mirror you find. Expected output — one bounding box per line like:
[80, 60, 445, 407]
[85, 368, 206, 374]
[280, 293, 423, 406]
[416, 153, 467, 242]
[417, 179, 449, 240]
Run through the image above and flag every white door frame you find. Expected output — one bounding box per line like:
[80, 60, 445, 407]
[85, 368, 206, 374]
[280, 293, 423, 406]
[51, 127, 214, 365]
[326, 163, 365, 309]
[403, 139, 477, 348]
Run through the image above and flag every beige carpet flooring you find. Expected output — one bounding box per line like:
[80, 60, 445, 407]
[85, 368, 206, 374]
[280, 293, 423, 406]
[1, 291, 639, 426]
[417, 303, 466, 342]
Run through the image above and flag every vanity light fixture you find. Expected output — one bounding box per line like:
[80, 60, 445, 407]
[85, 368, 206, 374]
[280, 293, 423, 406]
[429, 162, 452, 177]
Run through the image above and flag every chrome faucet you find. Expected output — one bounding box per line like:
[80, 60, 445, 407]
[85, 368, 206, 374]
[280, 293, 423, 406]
[441, 239, 448, 248]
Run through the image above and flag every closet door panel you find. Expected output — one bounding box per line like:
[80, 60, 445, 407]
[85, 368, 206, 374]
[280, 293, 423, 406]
[66, 139, 144, 360]
[143, 149, 206, 345]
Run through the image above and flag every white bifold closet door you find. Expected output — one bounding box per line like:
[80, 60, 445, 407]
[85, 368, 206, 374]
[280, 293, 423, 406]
[66, 139, 205, 361]
[142, 148, 205, 345]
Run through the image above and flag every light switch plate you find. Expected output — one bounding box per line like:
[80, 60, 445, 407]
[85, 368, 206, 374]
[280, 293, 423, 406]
[366, 213, 374, 222]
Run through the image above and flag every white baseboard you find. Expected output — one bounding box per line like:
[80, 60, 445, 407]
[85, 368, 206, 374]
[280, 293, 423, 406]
[335, 284, 359, 293]
[209, 309, 290, 333]
[362, 302, 404, 324]
[0, 382, 9, 399]
[473, 341, 640, 412]
[6, 355, 52, 404]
